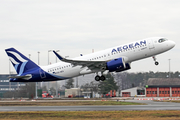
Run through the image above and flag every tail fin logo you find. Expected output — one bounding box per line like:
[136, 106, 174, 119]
[7, 51, 28, 75]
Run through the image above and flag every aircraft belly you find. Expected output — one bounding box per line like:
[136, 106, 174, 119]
[56, 67, 81, 78]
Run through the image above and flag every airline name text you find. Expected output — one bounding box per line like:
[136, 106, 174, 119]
[112, 40, 146, 53]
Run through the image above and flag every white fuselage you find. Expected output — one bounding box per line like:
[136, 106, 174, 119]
[41, 37, 175, 79]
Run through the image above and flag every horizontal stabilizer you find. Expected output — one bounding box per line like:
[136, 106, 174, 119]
[9, 74, 32, 79]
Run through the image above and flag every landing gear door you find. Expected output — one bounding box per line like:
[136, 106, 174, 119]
[39, 69, 46, 79]
[149, 39, 155, 50]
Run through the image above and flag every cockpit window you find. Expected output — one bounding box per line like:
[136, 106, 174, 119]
[158, 38, 168, 43]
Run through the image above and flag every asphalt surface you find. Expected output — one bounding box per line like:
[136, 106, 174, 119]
[0, 100, 180, 111]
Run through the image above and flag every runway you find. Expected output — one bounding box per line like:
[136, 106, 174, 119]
[0, 100, 180, 111]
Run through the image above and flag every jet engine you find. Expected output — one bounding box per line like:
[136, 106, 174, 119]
[106, 57, 131, 72]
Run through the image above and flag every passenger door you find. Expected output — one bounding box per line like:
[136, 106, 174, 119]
[149, 39, 155, 50]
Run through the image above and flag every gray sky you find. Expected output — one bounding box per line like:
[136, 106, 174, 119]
[0, 0, 180, 74]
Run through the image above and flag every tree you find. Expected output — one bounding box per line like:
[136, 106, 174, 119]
[42, 86, 48, 91]
[98, 73, 118, 94]
[80, 81, 99, 93]
[49, 87, 56, 96]
[25, 83, 36, 99]
[64, 78, 74, 89]
[113, 72, 129, 90]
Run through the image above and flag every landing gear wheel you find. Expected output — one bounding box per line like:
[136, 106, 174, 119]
[155, 62, 159, 65]
[100, 75, 106, 81]
[95, 75, 100, 81]
[152, 56, 159, 66]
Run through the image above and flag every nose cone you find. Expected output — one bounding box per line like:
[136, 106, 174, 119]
[170, 40, 176, 48]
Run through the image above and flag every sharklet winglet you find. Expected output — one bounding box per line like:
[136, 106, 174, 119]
[53, 51, 64, 60]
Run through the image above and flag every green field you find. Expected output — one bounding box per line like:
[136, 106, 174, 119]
[0, 111, 180, 120]
[155, 100, 180, 103]
[0, 101, 145, 106]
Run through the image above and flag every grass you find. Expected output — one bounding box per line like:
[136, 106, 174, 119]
[0, 101, 144, 106]
[0, 111, 180, 120]
[155, 100, 180, 103]
[0, 101, 178, 119]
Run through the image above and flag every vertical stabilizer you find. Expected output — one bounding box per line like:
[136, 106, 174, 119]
[5, 48, 39, 75]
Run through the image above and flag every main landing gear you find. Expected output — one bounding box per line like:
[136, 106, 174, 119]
[152, 56, 159, 65]
[95, 75, 106, 81]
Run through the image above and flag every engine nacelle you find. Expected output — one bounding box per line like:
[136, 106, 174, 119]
[115, 63, 131, 72]
[106, 58, 131, 72]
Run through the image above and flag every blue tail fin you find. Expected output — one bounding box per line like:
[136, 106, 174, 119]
[5, 48, 39, 75]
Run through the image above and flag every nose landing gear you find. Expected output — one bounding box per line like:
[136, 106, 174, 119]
[153, 56, 159, 65]
[155, 61, 159, 65]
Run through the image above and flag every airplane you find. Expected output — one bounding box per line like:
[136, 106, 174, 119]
[5, 37, 175, 82]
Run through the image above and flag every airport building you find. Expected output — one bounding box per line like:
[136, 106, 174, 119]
[0, 74, 25, 97]
[120, 87, 145, 97]
[120, 78, 180, 97]
[146, 78, 180, 97]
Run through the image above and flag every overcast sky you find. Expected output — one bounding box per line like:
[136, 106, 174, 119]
[0, 0, 180, 74]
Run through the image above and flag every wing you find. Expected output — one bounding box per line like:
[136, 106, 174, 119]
[53, 51, 107, 71]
